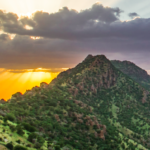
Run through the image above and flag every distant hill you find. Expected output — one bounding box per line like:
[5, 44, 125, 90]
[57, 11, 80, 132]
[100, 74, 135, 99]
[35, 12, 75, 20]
[1, 55, 150, 149]
[111, 60, 150, 90]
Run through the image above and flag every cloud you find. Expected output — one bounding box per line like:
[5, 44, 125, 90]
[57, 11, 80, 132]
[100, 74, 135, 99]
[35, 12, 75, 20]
[0, 33, 150, 70]
[0, 34, 81, 69]
[0, 34, 10, 41]
[128, 12, 139, 18]
[5, 68, 66, 73]
[0, 4, 149, 40]
[0, 3, 150, 71]
[0, 3, 123, 39]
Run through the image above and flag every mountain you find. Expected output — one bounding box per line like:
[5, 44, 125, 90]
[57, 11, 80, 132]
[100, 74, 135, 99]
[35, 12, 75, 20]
[1, 55, 150, 150]
[111, 60, 150, 90]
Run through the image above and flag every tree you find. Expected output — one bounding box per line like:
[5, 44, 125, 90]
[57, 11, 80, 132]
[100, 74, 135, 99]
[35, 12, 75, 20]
[22, 123, 36, 132]
[55, 145, 61, 150]
[16, 125, 24, 136]
[28, 133, 37, 142]
[28, 132, 45, 148]
[4, 113, 15, 122]
[14, 145, 27, 150]
[6, 143, 13, 150]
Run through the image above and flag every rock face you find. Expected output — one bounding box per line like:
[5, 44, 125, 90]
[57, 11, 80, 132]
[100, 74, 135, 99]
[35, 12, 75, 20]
[142, 90, 149, 104]
[84, 54, 94, 61]
[54, 55, 118, 99]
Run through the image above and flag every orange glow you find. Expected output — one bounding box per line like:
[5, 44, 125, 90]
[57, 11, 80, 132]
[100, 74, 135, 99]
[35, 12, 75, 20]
[30, 36, 41, 40]
[25, 25, 33, 30]
[0, 68, 59, 100]
[62, 68, 69, 70]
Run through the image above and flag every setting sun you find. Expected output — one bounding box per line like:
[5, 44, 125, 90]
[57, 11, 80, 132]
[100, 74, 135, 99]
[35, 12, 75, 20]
[0, 69, 59, 100]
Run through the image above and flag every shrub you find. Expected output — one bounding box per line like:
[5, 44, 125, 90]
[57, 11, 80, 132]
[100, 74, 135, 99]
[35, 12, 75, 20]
[28, 132, 45, 148]
[28, 133, 37, 143]
[9, 125, 16, 132]
[4, 113, 15, 122]
[22, 123, 36, 132]
[16, 125, 24, 136]
[37, 136, 45, 144]
[49, 101, 57, 107]
[26, 144, 32, 148]
[16, 139, 21, 144]
[34, 142, 42, 149]
[13, 145, 27, 150]
[55, 145, 61, 150]
[2, 123, 7, 126]
[6, 143, 13, 150]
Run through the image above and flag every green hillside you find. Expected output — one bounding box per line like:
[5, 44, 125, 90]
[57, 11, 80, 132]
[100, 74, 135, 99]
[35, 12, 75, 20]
[111, 60, 150, 90]
[1, 55, 150, 150]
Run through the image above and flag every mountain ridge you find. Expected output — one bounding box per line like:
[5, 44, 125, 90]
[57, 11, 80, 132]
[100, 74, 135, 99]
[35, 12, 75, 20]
[111, 60, 150, 90]
[1, 54, 150, 150]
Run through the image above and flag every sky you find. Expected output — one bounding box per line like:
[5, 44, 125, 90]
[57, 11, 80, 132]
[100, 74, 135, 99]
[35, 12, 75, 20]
[0, 0, 150, 99]
[0, 68, 59, 100]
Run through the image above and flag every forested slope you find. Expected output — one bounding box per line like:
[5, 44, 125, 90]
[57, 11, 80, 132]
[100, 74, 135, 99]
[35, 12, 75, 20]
[1, 55, 150, 150]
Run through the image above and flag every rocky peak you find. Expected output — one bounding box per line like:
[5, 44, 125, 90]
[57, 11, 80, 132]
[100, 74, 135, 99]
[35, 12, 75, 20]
[84, 54, 93, 60]
[55, 55, 110, 80]
[84, 54, 107, 62]
[51, 55, 118, 99]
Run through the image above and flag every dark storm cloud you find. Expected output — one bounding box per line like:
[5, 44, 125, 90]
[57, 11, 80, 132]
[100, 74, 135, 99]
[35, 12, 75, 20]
[0, 34, 150, 71]
[128, 12, 139, 18]
[0, 3, 149, 40]
[0, 3, 150, 71]
[0, 3, 123, 39]
[0, 34, 10, 41]
[0, 35, 81, 69]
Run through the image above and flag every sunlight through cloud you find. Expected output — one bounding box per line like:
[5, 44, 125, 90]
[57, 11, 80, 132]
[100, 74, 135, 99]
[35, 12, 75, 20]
[0, 68, 59, 100]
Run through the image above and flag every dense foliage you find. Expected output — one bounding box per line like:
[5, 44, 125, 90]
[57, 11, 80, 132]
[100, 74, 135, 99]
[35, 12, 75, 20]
[0, 55, 150, 150]
[111, 60, 150, 90]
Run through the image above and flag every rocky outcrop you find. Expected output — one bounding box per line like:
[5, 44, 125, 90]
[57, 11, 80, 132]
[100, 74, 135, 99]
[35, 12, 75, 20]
[142, 90, 149, 104]
[0, 99, 6, 104]
[84, 54, 93, 61]
[54, 114, 60, 122]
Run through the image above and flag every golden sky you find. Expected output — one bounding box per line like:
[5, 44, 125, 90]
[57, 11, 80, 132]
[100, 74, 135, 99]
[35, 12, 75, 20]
[0, 68, 59, 100]
[0, 0, 116, 16]
[1, 0, 150, 20]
